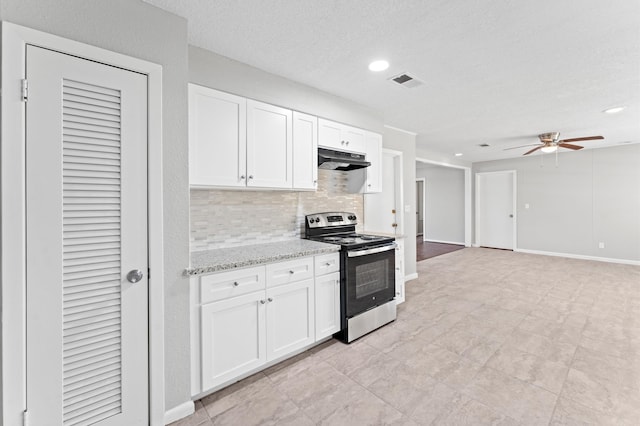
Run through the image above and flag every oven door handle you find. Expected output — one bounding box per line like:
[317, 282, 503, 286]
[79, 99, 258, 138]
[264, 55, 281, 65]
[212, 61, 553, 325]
[347, 243, 397, 257]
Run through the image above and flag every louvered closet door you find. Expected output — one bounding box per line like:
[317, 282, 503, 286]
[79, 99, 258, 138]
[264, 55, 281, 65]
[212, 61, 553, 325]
[25, 46, 148, 425]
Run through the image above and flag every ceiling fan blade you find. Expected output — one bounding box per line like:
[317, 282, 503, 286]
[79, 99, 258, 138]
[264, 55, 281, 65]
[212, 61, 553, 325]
[523, 146, 543, 155]
[558, 143, 584, 150]
[560, 136, 604, 143]
[503, 143, 540, 151]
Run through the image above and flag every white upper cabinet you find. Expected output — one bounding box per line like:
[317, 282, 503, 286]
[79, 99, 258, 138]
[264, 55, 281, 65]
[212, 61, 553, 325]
[246, 100, 293, 189]
[318, 118, 365, 154]
[189, 84, 311, 190]
[292, 112, 318, 190]
[363, 131, 382, 193]
[346, 130, 383, 194]
[189, 84, 246, 188]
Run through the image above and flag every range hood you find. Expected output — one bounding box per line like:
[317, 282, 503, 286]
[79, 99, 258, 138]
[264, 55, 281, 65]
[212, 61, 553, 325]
[318, 147, 371, 171]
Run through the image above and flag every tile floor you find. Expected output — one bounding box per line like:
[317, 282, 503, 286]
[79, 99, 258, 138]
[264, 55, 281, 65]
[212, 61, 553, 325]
[172, 248, 640, 425]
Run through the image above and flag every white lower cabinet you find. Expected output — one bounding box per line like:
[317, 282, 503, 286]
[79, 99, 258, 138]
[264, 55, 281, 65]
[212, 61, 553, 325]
[314, 271, 340, 339]
[266, 279, 315, 360]
[193, 252, 340, 395]
[201, 291, 266, 391]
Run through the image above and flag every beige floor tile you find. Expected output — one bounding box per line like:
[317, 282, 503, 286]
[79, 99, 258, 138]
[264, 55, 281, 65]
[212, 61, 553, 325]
[432, 325, 502, 365]
[485, 346, 568, 394]
[318, 388, 404, 425]
[463, 366, 557, 425]
[501, 328, 577, 367]
[204, 375, 299, 426]
[438, 397, 521, 426]
[405, 344, 482, 390]
[550, 396, 613, 426]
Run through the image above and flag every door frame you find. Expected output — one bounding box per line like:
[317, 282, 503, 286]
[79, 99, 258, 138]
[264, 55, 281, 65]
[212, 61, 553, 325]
[415, 157, 472, 247]
[1, 22, 165, 426]
[474, 170, 517, 250]
[415, 178, 426, 237]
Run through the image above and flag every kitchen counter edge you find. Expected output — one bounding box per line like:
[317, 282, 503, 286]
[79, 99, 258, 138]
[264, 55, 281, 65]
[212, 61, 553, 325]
[185, 240, 340, 276]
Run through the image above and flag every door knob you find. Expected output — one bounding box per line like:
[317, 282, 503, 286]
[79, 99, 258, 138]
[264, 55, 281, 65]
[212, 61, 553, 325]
[126, 269, 144, 283]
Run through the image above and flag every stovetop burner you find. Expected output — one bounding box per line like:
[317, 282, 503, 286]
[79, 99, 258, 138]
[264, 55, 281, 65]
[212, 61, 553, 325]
[304, 212, 395, 250]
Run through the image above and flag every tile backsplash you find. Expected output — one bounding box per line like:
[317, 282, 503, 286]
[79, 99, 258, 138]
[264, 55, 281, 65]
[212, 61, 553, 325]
[190, 169, 364, 251]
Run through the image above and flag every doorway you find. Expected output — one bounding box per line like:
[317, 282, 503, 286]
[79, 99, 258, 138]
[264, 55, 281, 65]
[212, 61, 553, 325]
[475, 171, 517, 250]
[416, 178, 424, 236]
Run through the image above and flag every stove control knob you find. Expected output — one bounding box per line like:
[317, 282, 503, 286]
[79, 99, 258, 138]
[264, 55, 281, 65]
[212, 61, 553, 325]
[315, 217, 320, 223]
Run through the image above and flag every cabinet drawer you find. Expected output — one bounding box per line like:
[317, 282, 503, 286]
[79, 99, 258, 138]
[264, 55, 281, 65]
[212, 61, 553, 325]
[266, 257, 314, 288]
[314, 253, 340, 276]
[200, 266, 265, 304]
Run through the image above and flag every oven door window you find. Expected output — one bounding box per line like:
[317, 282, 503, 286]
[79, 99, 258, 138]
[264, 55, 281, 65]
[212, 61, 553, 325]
[344, 247, 395, 317]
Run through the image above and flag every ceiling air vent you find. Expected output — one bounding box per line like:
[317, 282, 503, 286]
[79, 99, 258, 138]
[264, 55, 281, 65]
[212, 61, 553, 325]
[389, 72, 423, 88]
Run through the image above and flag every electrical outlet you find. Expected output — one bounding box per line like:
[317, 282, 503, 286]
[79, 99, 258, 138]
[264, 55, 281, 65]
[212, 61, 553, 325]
[598, 242, 605, 249]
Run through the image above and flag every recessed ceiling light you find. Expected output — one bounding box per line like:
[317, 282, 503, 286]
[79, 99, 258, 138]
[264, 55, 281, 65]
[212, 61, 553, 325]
[454, 153, 463, 157]
[603, 106, 625, 114]
[368, 60, 389, 72]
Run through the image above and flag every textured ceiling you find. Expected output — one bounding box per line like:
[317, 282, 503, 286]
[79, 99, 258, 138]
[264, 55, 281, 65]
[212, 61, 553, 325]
[144, 0, 640, 163]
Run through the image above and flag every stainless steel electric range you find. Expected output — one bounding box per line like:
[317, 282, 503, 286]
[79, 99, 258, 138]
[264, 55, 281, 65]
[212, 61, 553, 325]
[305, 212, 396, 343]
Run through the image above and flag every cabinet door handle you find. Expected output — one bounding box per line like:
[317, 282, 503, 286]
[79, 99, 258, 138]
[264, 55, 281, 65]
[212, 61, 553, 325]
[260, 299, 266, 304]
[267, 297, 273, 302]
[325, 262, 331, 266]
[341, 140, 345, 145]
[240, 175, 246, 180]
[346, 141, 350, 145]
[289, 270, 294, 274]
[233, 281, 239, 287]
[248, 175, 254, 179]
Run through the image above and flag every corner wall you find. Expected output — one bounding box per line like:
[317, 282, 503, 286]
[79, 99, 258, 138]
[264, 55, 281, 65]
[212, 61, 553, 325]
[473, 144, 640, 262]
[416, 165, 465, 244]
[383, 127, 417, 277]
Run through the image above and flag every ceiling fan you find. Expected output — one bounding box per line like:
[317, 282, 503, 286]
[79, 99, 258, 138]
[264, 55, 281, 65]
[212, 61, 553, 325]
[505, 132, 604, 155]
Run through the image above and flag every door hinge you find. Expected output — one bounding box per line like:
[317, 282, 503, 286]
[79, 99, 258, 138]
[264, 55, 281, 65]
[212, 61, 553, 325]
[21, 79, 28, 102]
[23, 410, 29, 426]
[148, 267, 151, 280]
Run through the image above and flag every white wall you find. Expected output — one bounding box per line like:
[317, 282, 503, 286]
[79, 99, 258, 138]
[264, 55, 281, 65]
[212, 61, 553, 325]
[473, 144, 640, 262]
[189, 46, 383, 133]
[383, 127, 417, 277]
[417, 165, 465, 244]
[0, 0, 192, 413]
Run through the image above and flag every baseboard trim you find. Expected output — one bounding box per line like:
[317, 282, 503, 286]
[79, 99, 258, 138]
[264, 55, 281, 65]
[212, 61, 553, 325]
[514, 248, 640, 266]
[424, 239, 465, 245]
[405, 273, 418, 282]
[164, 400, 195, 425]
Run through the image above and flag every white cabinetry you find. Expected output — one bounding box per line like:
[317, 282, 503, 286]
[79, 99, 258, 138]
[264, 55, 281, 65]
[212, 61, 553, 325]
[189, 84, 314, 190]
[189, 85, 246, 188]
[346, 130, 383, 194]
[192, 253, 340, 395]
[292, 112, 318, 190]
[246, 100, 292, 189]
[201, 291, 266, 390]
[363, 131, 382, 193]
[266, 279, 315, 360]
[318, 118, 365, 153]
[394, 238, 405, 304]
[314, 253, 341, 339]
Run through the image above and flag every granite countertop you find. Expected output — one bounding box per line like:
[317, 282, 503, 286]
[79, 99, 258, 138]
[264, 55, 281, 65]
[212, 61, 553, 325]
[185, 239, 340, 276]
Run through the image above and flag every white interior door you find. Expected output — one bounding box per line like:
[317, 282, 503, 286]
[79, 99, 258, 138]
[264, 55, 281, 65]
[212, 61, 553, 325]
[364, 152, 400, 235]
[476, 171, 515, 250]
[26, 45, 148, 425]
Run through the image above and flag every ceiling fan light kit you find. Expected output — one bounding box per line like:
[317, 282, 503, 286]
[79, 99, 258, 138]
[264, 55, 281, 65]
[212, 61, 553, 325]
[510, 132, 605, 156]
